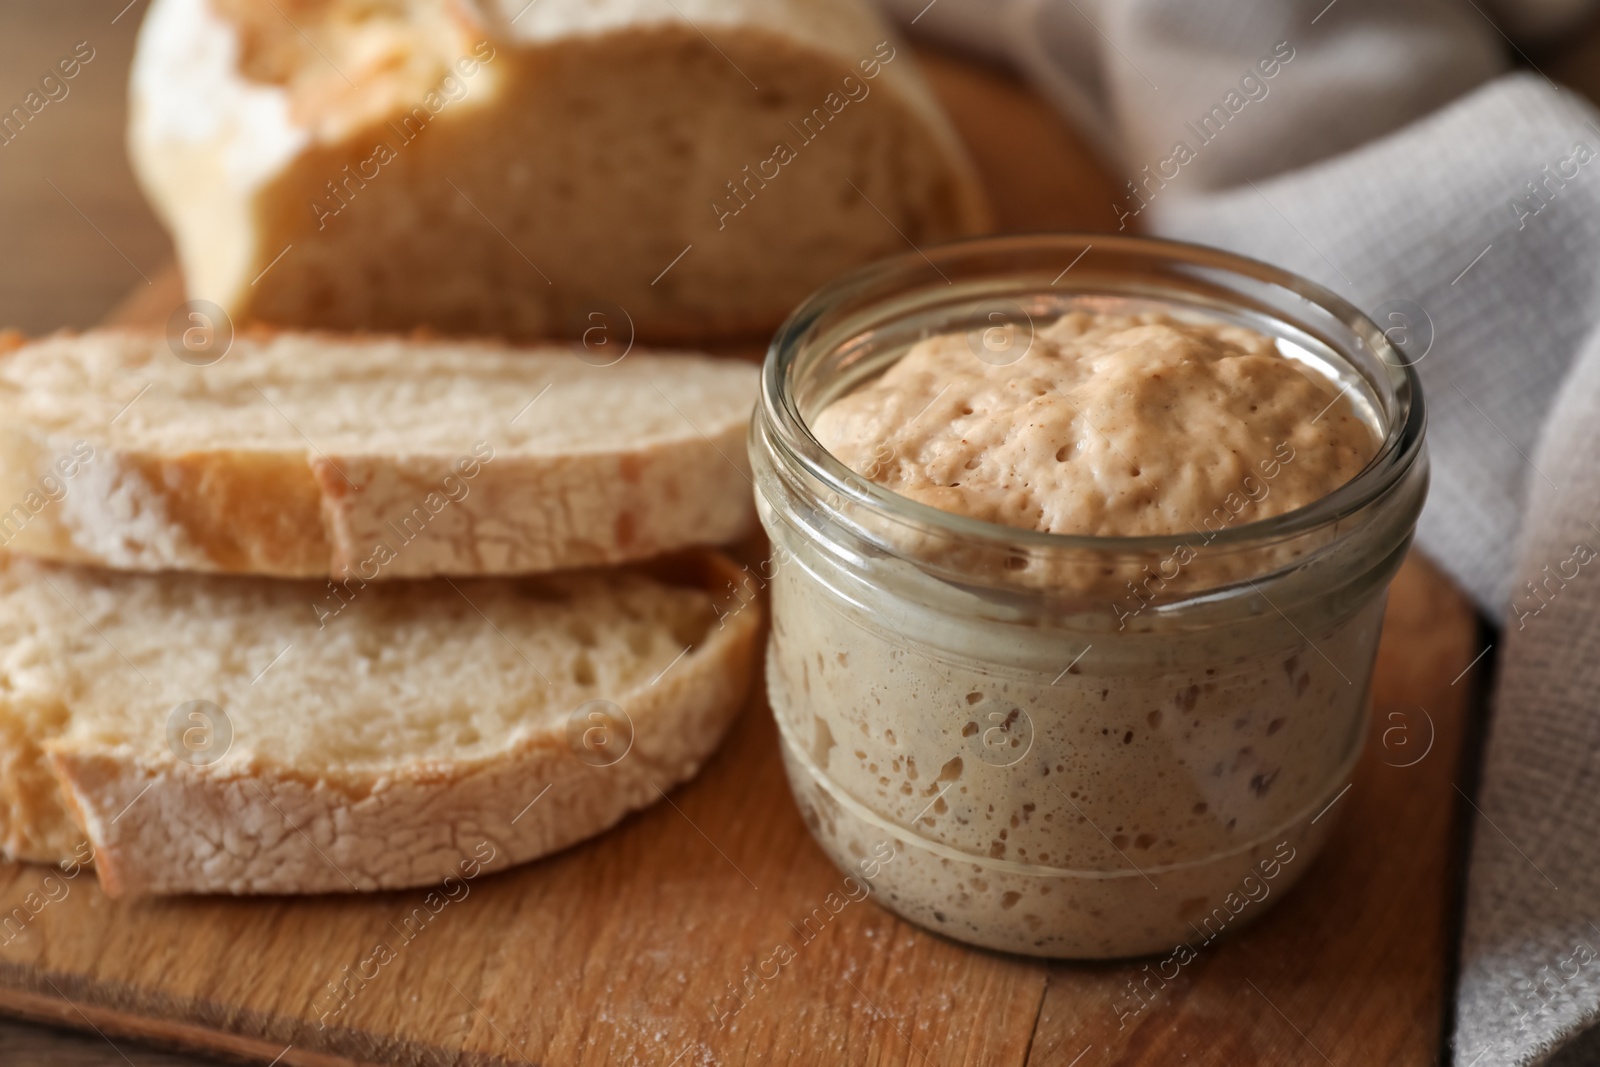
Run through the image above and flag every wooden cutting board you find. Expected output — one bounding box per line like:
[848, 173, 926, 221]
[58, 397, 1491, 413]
[0, 50, 1484, 1067]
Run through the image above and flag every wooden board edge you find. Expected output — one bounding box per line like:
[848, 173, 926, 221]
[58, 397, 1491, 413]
[1435, 612, 1498, 1060]
[0, 970, 500, 1067]
[0, 984, 367, 1067]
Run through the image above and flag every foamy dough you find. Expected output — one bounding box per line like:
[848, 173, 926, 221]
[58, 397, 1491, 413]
[770, 311, 1384, 957]
[812, 311, 1376, 538]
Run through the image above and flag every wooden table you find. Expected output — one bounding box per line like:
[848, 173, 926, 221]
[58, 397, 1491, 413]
[0, 12, 1486, 1067]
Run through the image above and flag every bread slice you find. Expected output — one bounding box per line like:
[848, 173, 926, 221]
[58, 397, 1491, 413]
[0, 330, 757, 578]
[0, 550, 760, 895]
[127, 0, 990, 342]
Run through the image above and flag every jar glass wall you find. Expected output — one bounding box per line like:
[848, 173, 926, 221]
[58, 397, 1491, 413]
[750, 234, 1428, 959]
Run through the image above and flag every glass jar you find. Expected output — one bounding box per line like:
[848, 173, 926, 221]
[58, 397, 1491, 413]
[749, 234, 1427, 959]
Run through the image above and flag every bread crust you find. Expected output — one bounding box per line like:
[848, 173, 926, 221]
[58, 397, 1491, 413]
[40, 552, 761, 896]
[128, 0, 990, 342]
[0, 328, 757, 577]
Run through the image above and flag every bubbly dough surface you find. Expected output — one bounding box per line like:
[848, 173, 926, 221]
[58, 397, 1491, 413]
[812, 311, 1378, 537]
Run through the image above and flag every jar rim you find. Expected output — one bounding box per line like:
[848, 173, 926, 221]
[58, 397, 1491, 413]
[760, 232, 1427, 557]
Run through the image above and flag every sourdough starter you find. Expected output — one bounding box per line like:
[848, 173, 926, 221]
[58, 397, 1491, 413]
[766, 310, 1382, 956]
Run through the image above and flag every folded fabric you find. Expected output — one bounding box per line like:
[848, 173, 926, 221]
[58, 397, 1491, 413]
[1467, 316, 1600, 1067]
[879, 1, 1600, 1063]
[1154, 74, 1600, 616]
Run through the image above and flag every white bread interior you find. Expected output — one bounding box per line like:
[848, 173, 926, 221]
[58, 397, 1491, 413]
[0, 550, 759, 895]
[127, 0, 990, 342]
[0, 329, 757, 577]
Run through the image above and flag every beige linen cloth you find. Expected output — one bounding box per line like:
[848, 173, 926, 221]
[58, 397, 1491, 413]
[879, 0, 1600, 1062]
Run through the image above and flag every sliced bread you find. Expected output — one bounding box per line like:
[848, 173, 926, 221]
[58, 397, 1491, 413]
[128, 0, 990, 342]
[0, 550, 760, 895]
[0, 330, 757, 578]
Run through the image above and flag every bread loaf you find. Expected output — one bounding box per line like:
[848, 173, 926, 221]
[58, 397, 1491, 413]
[0, 330, 757, 577]
[129, 0, 990, 341]
[0, 550, 760, 895]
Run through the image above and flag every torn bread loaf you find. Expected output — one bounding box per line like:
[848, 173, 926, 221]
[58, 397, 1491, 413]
[0, 330, 757, 578]
[0, 550, 759, 895]
[128, 0, 990, 342]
